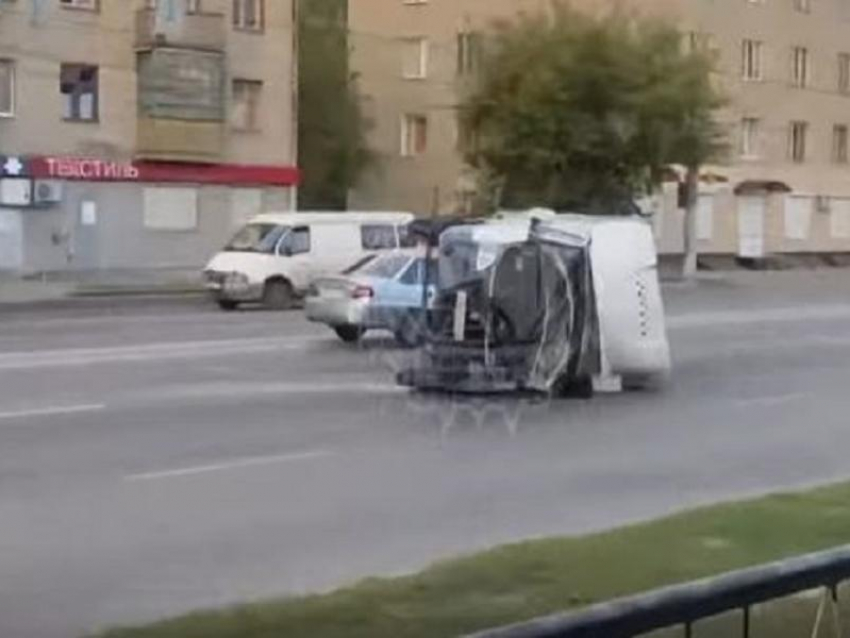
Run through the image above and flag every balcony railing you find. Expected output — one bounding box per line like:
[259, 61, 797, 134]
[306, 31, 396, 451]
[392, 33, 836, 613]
[136, 116, 224, 163]
[135, 8, 226, 52]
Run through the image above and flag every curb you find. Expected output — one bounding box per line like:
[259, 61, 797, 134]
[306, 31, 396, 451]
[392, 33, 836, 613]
[69, 287, 207, 299]
[0, 293, 211, 313]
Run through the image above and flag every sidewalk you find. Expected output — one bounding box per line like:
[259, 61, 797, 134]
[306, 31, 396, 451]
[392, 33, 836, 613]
[0, 269, 206, 306]
[1, 265, 848, 308]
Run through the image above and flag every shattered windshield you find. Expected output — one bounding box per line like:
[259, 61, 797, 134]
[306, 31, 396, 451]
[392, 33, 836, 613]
[438, 240, 500, 290]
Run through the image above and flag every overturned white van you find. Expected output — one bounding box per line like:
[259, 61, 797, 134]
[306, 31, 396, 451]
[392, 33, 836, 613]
[397, 211, 671, 396]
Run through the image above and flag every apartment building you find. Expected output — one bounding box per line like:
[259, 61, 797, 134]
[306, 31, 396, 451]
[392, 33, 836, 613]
[350, 0, 850, 258]
[0, 0, 298, 274]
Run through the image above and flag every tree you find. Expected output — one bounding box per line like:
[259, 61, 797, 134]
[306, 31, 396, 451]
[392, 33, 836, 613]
[460, 2, 726, 272]
[297, 0, 373, 210]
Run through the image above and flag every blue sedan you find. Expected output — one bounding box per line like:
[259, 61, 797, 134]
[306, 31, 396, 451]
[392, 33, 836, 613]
[305, 251, 436, 345]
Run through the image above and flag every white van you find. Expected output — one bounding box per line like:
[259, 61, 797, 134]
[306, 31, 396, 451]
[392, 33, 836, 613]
[203, 212, 414, 310]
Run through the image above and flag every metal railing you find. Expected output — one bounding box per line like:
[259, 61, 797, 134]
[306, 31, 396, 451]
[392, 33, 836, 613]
[467, 546, 850, 638]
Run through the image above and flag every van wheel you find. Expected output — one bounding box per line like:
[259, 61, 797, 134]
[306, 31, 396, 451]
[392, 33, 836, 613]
[335, 325, 364, 343]
[263, 279, 295, 310]
[552, 375, 594, 399]
[622, 374, 664, 392]
[217, 299, 239, 311]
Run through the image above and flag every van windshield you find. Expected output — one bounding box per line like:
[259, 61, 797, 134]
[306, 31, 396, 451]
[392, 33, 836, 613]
[225, 224, 289, 254]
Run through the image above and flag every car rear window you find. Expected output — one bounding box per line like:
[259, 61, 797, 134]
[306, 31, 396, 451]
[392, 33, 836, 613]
[400, 258, 439, 285]
[359, 254, 412, 279]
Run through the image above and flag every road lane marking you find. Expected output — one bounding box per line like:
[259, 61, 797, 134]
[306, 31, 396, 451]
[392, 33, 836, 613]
[0, 403, 106, 421]
[731, 392, 811, 409]
[124, 450, 337, 482]
[0, 336, 325, 371]
[149, 381, 408, 402]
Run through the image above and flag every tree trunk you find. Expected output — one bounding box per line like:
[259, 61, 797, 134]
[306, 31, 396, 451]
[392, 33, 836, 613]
[682, 165, 699, 279]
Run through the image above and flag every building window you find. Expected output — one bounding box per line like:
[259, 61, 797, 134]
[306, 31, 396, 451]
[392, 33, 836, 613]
[834, 125, 849, 163]
[794, 0, 811, 12]
[838, 53, 850, 94]
[144, 0, 201, 12]
[457, 31, 481, 76]
[144, 188, 199, 231]
[60, 64, 98, 122]
[741, 117, 760, 158]
[401, 38, 429, 79]
[231, 79, 262, 131]
[789, 121, 808, 163]
[791, 46, 809, 87]
[741, 39, 763, 81]
[401, 114, 428, 157]
[59, 0, 98, 10]
[233, 0, 263, 31]
[0, 60, 14, 118]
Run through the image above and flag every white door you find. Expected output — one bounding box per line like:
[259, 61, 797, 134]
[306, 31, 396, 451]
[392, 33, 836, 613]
[830, 198, 850, 239]
[0, 208, 23, 271]
[696, 194, 714, 241]
[784, 196, 812, 240]
[275, 225, 313, 290]
[737, 196, 766, 258]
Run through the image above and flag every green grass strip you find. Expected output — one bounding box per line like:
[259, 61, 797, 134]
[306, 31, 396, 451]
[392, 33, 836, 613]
[92, 481, 850, 638]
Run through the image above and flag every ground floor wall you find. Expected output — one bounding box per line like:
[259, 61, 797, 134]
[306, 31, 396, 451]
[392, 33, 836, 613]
[651, 183, 850, 258]
[0, 182, 295, 275]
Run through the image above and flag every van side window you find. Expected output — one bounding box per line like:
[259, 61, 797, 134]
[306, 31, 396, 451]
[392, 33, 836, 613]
[361, 224, 398, 250]
[398, 224, 418, 248]
[279, 226, 311, 256]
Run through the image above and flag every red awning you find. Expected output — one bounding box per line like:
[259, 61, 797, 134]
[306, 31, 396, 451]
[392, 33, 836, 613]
[25, 156, 300, 187]
[733, 180, 792, 195]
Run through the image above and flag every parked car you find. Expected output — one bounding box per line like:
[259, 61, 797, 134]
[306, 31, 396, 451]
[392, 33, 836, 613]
[305, 251, 436, 345]
[203, 211, 414, 310]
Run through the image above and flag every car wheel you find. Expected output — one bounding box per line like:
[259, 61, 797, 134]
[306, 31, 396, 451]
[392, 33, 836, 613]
[335, 325, 365, 343]
[263, 279, 295, 310]
[217, 299, 239, 311]
[394, 313, 423, 348]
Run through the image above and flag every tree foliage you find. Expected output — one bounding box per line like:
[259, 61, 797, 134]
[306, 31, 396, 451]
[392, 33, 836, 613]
[460, 3, 727, 212]
[298, 0, 373, 210]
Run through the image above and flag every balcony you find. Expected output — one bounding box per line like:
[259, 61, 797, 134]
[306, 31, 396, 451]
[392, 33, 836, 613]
[135, 8, 226, 52]
[136, 117, 224, 163]
[135, 48, 226, 163]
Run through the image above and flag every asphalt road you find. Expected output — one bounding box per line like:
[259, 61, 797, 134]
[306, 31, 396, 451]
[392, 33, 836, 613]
[2, 270, 850, 637]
